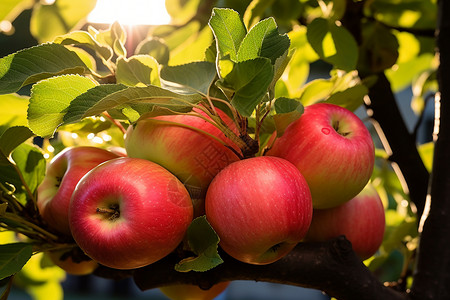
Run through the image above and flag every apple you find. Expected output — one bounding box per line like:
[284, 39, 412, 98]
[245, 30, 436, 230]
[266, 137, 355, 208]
[46, 248, 98, 275]
[37, 146, 120, 235]
[266, 103, 375, 209]
[205, 156, 313, 265]
[124, 107, 241, 217]
[304, 183, 386, 260]
[160, 282, 230, 300]
[69, 157, 193, 270]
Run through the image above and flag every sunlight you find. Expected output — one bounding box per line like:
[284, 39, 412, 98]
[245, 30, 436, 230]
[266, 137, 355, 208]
[87, 0, 171, 25]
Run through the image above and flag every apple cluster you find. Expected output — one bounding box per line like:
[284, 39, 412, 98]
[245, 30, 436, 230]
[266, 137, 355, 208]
[36, 102, 384, 283]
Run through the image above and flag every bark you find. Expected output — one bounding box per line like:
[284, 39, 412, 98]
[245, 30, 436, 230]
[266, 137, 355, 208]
[93, 237, 407, 300]
[409, 0, 450, 299]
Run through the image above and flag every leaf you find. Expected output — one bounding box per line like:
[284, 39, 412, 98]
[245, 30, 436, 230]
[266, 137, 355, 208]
[307, 18, 358, 71]
[116, 55, 161, 87]
[298, 78, 334, 106]
[418, 142, 434, 173]
[175, 216, 223, 272]
[29, 0, 96, 43]
[10, 143, 46, 194]
[223, 58, 274, 117]
[237, 17, 290, 64]
[209, 8, 247, 62]
[0, 94, 29, 134]
[135, 37, 170, 65]
[0, 243, 32, 280]
[65, 85, 202, 123]
[27, 75, 96, 137]
[53, 30, 113, 61]
[90, 22, 127, 58]
[358, 22, 399, 74]
[0, 0, 33, 22]
[0, 44, 90, 95]
[272, 97, 304, 137]
[325, 84, 368, 111]
[243, 0, 276, 29]
[0, 126, 34, 157]
[63, 84, 127, 124]
[160, 61, 217, 95]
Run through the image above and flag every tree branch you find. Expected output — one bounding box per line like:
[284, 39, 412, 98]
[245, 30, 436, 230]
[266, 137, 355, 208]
[93, 237, 407, 300]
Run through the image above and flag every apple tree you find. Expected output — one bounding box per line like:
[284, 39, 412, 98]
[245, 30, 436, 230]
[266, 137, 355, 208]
[0, 0, 448, 300]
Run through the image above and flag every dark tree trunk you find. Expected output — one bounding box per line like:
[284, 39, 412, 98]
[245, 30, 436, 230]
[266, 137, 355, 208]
[410, 0, 450, 299]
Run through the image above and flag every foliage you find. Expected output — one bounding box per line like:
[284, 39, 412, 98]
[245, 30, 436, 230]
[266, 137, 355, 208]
[0, 0, 440, 299]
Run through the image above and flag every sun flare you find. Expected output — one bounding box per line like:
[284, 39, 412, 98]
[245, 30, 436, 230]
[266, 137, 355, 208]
[87, 0, 171, 26]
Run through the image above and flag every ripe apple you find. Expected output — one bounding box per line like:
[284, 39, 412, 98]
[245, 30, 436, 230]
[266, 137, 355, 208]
[205, 156, 313, 265]
[69, 157, 193, 270]
[160, 282, 230, 300]
[304, 183, 386, 260]
[37, 146, 120, 235]
[267, 103, 375, 209]
[46, 248, 98, 275]
[124, 108, 241, 217]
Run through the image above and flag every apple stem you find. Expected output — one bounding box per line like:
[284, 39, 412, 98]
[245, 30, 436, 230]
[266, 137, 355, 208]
[96, 206, 120, 220]
[333, 121, 350, 137]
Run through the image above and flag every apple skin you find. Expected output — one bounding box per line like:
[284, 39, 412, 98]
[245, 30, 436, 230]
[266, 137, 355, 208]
[124, 108, 241, 217]
[205, 156, 313, 265]
[46, 248, 98, 276]
[266, 103, 375, 209]
[37, 146, 120, 235]
[304, 183, 386, 260]
[160, 282, 230, 300]
[69, 157, 193, 270]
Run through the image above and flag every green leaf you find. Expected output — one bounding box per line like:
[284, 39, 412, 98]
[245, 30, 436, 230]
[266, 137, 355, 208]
[63, 84, 128, 124]
[272, 97, 304, 137]
[65, 85, 202, 123]
[0, 0, 33, 22]
[298, 78, 334, 106]
[160, 61, 217, 95]
[418, 142, 434, 173]
[237, 17, 290, 64]
[53, 30, 113, 61]
[10, 143, 46, 194]
[116, 55, 161, 87]
[307, 18, 358, 71]
[27, 74, 96, 137]
[325, 84, 368, 111]
[223, 58, 274, 117]
[0, 44, 89, 95]
[135, 37, 170, 65]
[0, 126, 34, 157]
[358, 22, 399, 74]
[243, 0, 276, 29]
[89, 22, 127, 58]
[29, 0, 96, 43]
[0, 243, 32, 280]
[175, 216, 223, 272]
[0, 94, 29, 135]
[209, 8, 247, 61]
[166, 0, 202, 25]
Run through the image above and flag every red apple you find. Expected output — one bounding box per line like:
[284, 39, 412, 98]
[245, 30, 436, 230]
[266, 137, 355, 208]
[205, 156, 312, 265]
[160, 282, 230, 300]
[37, 146, 120, 235]
[124, 108, 241, 217]
[69, 157, 193, 270]
[46, 248, 98, 275]
[267, 103, 375, 209]
[305, 183, 386, 260]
